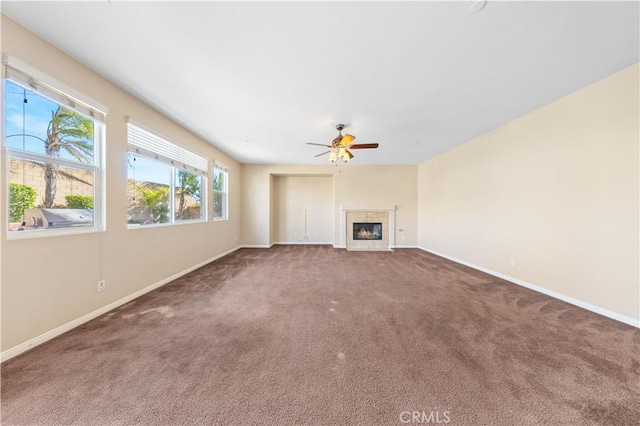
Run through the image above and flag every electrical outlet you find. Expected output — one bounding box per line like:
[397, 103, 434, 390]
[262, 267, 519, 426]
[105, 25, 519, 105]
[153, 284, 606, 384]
[97, 280, 106, 292]
[509, 258, 515, 267]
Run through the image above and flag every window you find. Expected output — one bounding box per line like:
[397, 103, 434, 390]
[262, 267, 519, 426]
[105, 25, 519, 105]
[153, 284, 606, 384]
[4, 56, 107, 237]
[213, 163, 228, 221]
[127, 121, 207, 227]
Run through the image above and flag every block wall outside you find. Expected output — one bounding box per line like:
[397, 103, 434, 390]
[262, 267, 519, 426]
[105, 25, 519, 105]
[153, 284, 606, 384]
[9, 158, 94, 207]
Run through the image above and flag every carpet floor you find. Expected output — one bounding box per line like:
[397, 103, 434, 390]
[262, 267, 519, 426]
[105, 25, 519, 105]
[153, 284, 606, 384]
[1, 246, 639, 425]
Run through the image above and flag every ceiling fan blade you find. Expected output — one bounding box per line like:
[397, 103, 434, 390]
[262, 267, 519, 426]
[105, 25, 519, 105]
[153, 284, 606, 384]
[349, 143, 379, 149]
[314, 151, 330, 158]
[340, 134, 356, 146]
[345, 149, 354, 159]
[306, 143, 332, 147]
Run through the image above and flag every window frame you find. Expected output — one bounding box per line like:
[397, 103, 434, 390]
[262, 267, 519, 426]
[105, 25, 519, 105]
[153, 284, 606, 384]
[3, 56, 107, 239]
[126, 120, 208, 229]
[212, 163, 229, 221]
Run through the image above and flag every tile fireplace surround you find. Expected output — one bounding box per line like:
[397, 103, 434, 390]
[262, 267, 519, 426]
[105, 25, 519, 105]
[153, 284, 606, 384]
[340, 206, 395, 251]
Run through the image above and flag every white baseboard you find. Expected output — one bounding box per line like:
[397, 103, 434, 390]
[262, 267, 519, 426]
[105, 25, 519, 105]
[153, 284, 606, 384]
[332, 245, 418, 249]
[272, 242, 334, 245]
[418, 246, 639, 328]
[1, 246, 242, 363]
[244, 244, 415, 249]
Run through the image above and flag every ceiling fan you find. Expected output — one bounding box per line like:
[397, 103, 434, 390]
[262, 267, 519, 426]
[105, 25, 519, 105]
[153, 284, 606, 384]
[306, 124, 379, 162]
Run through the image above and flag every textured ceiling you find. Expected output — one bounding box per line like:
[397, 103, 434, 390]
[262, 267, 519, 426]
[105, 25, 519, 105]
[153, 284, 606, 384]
[3, 1, 638, 165]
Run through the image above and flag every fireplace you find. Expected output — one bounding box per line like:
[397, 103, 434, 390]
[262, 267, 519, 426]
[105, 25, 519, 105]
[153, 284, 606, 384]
[353, 223, 382, 240]
[341, 206, 395, 251]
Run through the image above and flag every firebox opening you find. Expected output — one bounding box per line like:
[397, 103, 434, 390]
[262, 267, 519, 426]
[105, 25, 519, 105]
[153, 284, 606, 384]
[353, 223, 382, 240]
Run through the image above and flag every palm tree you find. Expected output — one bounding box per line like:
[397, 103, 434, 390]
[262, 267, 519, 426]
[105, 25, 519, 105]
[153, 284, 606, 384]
[176, 170, 201, 219]
[43, 107, 94, 207]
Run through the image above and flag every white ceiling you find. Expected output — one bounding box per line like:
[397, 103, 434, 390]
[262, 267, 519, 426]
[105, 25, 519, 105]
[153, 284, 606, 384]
[2, 1, 638, 165]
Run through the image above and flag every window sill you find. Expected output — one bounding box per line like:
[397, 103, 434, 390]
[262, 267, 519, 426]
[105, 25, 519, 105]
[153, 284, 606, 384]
[127, 219, 206, 230]
[6, 225, 104, 240]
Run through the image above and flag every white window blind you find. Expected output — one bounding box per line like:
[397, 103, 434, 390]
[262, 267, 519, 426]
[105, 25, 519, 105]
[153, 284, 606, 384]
[3, 54, 108, 123]
[127, 120, 208, 175]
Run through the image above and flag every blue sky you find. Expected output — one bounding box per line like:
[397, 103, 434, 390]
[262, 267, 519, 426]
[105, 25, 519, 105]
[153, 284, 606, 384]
[5, 80, 58, 154]
[5, 80, 94, 162]
[6, 80, 165, 184]
[127, 153, 171, 186]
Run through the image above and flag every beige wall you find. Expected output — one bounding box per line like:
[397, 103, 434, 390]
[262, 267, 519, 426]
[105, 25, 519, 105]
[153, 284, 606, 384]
[1, 16, 242, 351]
[242, 165, 418, 247]
[272, 175, 333, 243]
[418, 64, 639, 322]
[3, 14, 636, 358]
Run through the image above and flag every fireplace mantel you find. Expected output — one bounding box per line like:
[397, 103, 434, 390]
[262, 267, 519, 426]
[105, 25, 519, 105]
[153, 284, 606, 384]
[339, 205, 396, 250]
[341, 206, 396, 212]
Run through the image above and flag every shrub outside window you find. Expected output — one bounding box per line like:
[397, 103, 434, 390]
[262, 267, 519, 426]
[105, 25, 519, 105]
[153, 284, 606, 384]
[4, 56, 107, 237]
[127, 121, 207, 227]
[127, 154, 171, 225]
